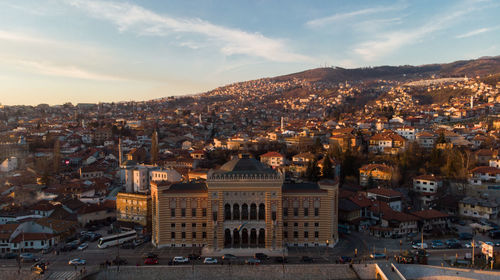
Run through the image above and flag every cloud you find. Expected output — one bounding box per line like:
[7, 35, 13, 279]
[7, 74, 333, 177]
[66, 0, 311, 63]
[353, 1, 486, 61]
[456, 26, 499, 38]
[306, 5, 404, 27]
[1, 57, 125, 81]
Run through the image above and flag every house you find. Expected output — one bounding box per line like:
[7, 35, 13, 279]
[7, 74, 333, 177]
[413, 175, 443, 208]
[260, 151, 285, 168]
[416, 131, 437, 149]
[369, 131, 406, 154]
[411, 209, 450, 233]
[459, 197, 500, 220]
[468, 166, 500, 185]
[79, 166, 104, 179]
[359, 164, 393, 187]
[190, 150, 206, 160]
[292, 152, 315, 165]
[366, 187, 402, 212]
[30, 200, 58, 217]
[116, 192, 152, 231]
[395, 126, 417, 141]
[77, 201, 115, 226]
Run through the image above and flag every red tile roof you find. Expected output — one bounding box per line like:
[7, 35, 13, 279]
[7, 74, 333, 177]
[411, 209, 449, 220]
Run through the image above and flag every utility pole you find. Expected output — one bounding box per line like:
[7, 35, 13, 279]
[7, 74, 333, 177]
[472, 240, 475, 266]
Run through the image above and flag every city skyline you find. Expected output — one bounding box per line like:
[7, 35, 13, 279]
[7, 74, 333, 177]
[1, 0, 499, 105]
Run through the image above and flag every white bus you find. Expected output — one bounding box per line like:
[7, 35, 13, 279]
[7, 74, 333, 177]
[97, 231, 137, 249]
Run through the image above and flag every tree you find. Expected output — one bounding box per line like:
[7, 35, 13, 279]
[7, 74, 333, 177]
[305, 159, 320, 182]
[321, 156, 335, 179]
[151, 130, 159, 164]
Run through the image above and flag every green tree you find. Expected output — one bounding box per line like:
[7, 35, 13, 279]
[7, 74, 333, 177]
[306, 159, 320, 182]
[321, 156, 335, 179]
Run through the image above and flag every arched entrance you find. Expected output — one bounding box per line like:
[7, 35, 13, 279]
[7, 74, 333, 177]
[258, 228, 265, 248]
[258, 203, 265, 220]
[224, 204, 231, 221]
[233, 204, 240, 220]
[233, 229, 240, 248]
[241, 229, 249, 248]
[250, 228, 257, 248]
[241, 204, 248, 220]
[250, 203, 257, 220]
[224, 229, 232, 248]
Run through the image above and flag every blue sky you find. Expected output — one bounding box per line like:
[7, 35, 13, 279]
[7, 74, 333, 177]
[0, 0, 499, 105]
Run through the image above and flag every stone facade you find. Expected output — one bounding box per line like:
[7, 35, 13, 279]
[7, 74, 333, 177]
[151, 155, 338, 252]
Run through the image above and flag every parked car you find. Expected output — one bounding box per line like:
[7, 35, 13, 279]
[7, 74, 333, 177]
[68, 258, 86, 265]
[412, 242, 428, 249]
[77, 242, 88, 251]
[448, 242, 462, 249]
[338, 256, 352, 263]
[446, 239, 459, 245]
[254, 253, 269, 260]
[133, 239, 146, 247]
[495, 242, 500, 247]
[274, 256, 288, 263]
[459, 232, 473, 240]
[173, 256, 189, 264]
[245, 258, 261, 265]
[301, 256, 314, 263]
[489, 230, 500, 239]
[20, 253, 39, 263]
[42, 247, 54, 254]
[464, 242, 477, 248]
[370, 253, 386, 259]
[144, 258, 158, 265]
[3, 252, 17, 259]
[144, 252, 158, 259]
[203, 257, 218, 264]
[431, 241, 446, 249]
[222, 254, 237, 261]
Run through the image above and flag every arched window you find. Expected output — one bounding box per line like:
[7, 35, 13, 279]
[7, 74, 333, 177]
[233, 229, 240, 248]
[250, 203, 257, 220]
[241, 229, 249, 248]
[258, 228, 265, 248]
[233, 204, 240, 220]
[250, 228, 257, 247]
[241, 203, 249, 220]
[224, 229, 232, 248]
[258, 203, 265, 220]
[224, 203, 231, 221]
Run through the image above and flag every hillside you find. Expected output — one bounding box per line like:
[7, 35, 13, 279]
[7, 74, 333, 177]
[273, 56, 500, 83]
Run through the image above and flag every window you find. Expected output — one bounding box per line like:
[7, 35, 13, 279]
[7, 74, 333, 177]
[192, 223, 196, 228]
[213, 212, 217, 221]
[284, 231, 288, 238]
[192, 208, 197, 217]
[171, 232, 175, 239]
[283, 222, 288, 227]
[304, 222, 308, 227]
[293, 231, 298, 238]
[181, 208, 186, 217]
[181, 232, 186, 239]
[314, 231, 319, 238]
[202, 208, 207, 217]
[293, 208, 299, 217]
[192, 232, 196, 239]
[202, 223, 207, 227]
[202, 232, 207, 238]
[314, 222, 319, 227]
[294, 222, 298, 227]
[283, 207, 288, 217]
[304, 231, 309, 238]
[171, 208, 176, 217]
[181, 223, 186, 228]
[171, 223, 175, 228]
[314, 208, 319, 216]
[304, 208, 309, 217]
[272, 211, 276, 221]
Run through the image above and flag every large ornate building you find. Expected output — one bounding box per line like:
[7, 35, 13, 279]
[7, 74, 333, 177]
[151, 154, 338, 252]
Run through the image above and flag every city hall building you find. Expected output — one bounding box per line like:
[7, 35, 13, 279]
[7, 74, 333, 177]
[151, 155, 338, 252]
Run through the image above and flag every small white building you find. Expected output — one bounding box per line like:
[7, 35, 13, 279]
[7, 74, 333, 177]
[0, 157, 18, 172]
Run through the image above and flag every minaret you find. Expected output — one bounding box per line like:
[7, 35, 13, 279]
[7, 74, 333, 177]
[199, 114, 202, 123]
[118, 138, 123, 167]
[281, 117, 285, 132]
[470, 96, 473, 109]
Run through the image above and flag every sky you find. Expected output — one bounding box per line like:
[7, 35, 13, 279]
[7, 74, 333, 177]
[0, 0, 499, 105]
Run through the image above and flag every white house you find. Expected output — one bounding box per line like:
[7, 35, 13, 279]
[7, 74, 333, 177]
[0, 157, 18, 172]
